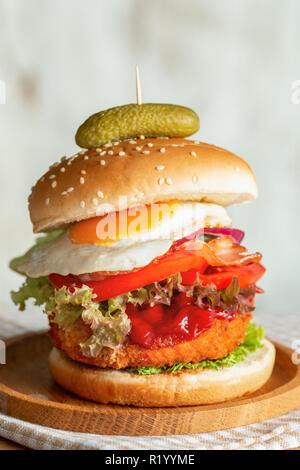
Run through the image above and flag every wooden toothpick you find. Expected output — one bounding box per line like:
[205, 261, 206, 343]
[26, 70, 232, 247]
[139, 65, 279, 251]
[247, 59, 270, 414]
[136, 65, 142, 105]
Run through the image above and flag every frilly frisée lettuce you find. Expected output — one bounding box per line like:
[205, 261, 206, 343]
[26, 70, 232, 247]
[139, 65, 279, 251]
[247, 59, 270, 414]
[11, 279, 132, 355]
[48, 286, 132, 353]
[10, 276, 54, 311]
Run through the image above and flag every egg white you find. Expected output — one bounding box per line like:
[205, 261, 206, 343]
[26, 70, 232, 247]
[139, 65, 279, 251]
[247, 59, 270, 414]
[20, 203, 231, 277]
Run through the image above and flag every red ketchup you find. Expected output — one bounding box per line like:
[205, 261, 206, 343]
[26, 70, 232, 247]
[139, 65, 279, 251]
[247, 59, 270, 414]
[126, 293, 237, 349]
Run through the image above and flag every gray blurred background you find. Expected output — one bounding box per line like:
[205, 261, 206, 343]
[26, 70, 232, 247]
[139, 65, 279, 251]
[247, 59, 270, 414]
[0, 0, 299, 329]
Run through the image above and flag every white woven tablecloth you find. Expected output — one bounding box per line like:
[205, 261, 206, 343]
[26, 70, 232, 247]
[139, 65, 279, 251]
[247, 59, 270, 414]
[0, 305, 299, 450]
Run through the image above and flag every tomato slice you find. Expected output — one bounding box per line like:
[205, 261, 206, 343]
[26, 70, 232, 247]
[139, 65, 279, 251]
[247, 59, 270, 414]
[181, 263, 266, 289]
[49, 249, 209, 301]
[49, 255, 265, 302]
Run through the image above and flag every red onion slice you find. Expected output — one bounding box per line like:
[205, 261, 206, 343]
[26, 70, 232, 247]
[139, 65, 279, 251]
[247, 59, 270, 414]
[203, 228, 245, 244]
[175, 227, 245, 247]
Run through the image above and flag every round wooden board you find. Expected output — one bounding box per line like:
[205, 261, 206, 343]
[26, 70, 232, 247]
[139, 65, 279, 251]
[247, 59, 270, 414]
[0, 332, 299, 436]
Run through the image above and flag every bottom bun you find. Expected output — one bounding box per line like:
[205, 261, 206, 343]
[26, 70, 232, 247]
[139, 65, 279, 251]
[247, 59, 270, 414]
[49, 340, 275, 407]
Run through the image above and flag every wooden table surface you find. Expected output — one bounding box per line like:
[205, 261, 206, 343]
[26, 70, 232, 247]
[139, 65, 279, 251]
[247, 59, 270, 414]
[0, 437, 26, 450]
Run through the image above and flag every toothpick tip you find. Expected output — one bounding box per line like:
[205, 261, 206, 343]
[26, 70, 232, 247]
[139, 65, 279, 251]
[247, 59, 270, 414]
[136, 65, 142, 105]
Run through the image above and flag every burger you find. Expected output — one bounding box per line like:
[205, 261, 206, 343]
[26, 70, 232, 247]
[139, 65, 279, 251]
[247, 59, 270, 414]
[10, 108, 275, 407]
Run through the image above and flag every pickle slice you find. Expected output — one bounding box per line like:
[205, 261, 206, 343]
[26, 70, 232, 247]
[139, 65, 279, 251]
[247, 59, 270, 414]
[75, 103, 200, 148]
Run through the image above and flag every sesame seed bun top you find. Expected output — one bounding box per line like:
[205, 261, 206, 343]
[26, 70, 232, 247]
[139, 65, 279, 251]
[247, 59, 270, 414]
[28, 138, 258, 233]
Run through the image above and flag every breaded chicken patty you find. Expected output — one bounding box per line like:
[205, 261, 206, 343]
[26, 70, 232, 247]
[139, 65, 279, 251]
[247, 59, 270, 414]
[49, 312, 252, 369]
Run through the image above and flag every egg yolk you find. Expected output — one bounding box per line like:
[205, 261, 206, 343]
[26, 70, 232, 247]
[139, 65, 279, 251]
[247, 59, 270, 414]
[69, 200, 181, 245]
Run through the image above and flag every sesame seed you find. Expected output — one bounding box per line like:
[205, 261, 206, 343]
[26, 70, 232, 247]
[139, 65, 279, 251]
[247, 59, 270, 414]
[140, 135, 145, 140]
[96, 148, 102, 153]
[51, 181, 57, 188]
[147, 143, 153, 147]
[67, 160, 72, 166]
[93, 198, 98, 206]
[100, 160, 106, 166]
[193, 175, 198, 183]
[119, 151, 126, 156]
[190, 151, 197, 157]
[171, 144, 178, 147]
[60, 167, 65, 173]
[108, 151, 114, 155]
[84, 156, 89, 160]
[100, 151, 106, 156]
[80, 177, 85, 184]
[80, 201, 85, 209]
[45, 198, 50, 205]
[49, 174, 56, 179]
[129, 140, 136, 144]
[136, 147, 142, 151]
[160, 148, 166, 153]
[67, 187, 74, 192]
[142, 150, 150, 155]
[158, 177, 165, 185]
[166, 177, 173, 185]
[61, 191, 67, 196]
[81, 170, 86, 175]
[113, 142, 119, 146]
[80, 150, 86, 155]
[156, 165, 165, 171]
[97, 191, 104, 198]
[104, 143, 112, 148]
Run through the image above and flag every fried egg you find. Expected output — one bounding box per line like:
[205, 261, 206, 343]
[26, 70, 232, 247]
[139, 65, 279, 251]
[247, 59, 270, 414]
[20, 202, 231, 277]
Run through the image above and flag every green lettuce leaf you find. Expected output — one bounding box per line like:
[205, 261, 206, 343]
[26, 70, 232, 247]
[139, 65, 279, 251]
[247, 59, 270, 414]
[9, 230, 63, 275]
[143, 275, 254, 314]
[221, 276, 240, 304]
[80, 313, 131, 356]
[45, 285, 131, 353]
[127, 322, 264, 375]
[10, 276, 54, 311]
[45, 285, 97, 328]
[79, 294, 131, 354]
[10, 276, 131, 352]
